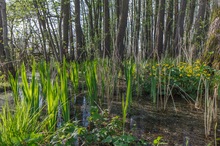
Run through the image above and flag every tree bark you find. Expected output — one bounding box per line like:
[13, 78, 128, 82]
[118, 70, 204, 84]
[193, 0, 207, 48]
[75, 0, 86, 61]
[0, 0, 15, 77]
[61, 0, 70, 60]
[104, 0, 111, 58]
[164, 0, 173, 54]
[115, 0, 129, 62]
[134, 0, 141, 57]
[185, 0, 196, 49]
[155, 0, 165, 58]
[173, 0, 187, 57]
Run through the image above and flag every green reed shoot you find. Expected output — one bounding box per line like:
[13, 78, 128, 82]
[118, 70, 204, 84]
[0, 100, 47, 145]
[8, 71, 19, 104]
[150, 63, 157, 104]
[39, 62, 59, 131]
[70, 61, 79, 94]
[38, 61, 50, 98]
[122, 61, 134, 134]
[21, 61, 40, 115]
[57, 59, 70, 123]
[85, 61, 98, 106]
[124, 61, 134, 104]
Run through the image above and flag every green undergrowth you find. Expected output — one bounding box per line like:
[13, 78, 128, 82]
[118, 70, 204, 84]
[141, 59, 219, 101]
[0, 71, 10, 90]
[0, 58, 219, 145]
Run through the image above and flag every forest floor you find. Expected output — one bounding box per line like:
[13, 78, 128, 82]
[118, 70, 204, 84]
[110, 96, 220, 146]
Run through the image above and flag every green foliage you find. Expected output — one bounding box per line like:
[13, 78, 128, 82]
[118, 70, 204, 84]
[153, 136, 167, 146]
[211, 8, 220, 22]
[50, 122, 85, 145]
[8, 71, 19, 104]
[39, 61, 59, 131]
[87, 107, 122, 142]
[0, 100, 47, 145]
[143, 59, 215, 101]
[122, 61, 134, 134]
[81, 106, 148, 145]
[0, 71, 6, 83]
[21, 61, 40, 115]
[150, 64, 157, 104]
[84, 61, 98, 106]
[57, 59, 70, 123]
[103, 134, 137, 146]
[3, 58, 219, 145]
[124, 61, 134, 104]
[70, 61, 79, 94]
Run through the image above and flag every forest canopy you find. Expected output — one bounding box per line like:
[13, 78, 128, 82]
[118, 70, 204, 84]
[0, 0, 219, 65]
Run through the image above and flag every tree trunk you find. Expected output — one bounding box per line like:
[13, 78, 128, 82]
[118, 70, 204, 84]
[185, 0, 196, 50]
[173, 0, 178, 51]
[192, 0, 207, 56]
[155, 0, 165, 58]
[164, 0, 173, 54]
[173, 0, 187, 57]
[104, 0, 111, 58]
[70, 20, 75, 61]
[143, 0, 153, 58]
[61, 0, 70, 60]
[134, 0, 141, 57]
[0, 0, 15, 77]
[115, 0, 129, 63]
[75, 0, 86, 61]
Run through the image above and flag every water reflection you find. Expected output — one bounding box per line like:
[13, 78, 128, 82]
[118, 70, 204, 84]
[81, 97, 90, 127]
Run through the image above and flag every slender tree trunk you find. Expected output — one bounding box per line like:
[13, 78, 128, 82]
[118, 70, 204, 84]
[70, 21, 75, 61]
[115, 0, 121, 26]
[75, 0, 86, 61]
[155, 0, 165, 58]
[174, 0, 187, 57]
[61, 0, 70, 60]
[33, 0, 60, 61]
[134, 0, 141, 57]
[0, 9, 4, 61]
[173, 0, 178, 49]
[164, 0, 173, 55]
[84, 0, 95, 58]
[185, 0, 196, 49]
[115, 0, 129, 62]
[0, 0, 15, 76]
[193, 0, 207, 56]
[143, 0, 153, 58]
[153, 0, 159, 47]
[104, 0, 111, 58]
[96, 0, 103, 57]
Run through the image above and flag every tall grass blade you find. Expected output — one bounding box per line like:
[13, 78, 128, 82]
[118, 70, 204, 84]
[39, 61, 59, 131]
[85, 61, 98, 106]
[70, 61, 79, 94]
[21, 61, 40, 115]
[122, 61, 134, 134]
[58, 58, 70, 123]
[0, 100, 47, 145]
[8, 71, 19, 104]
